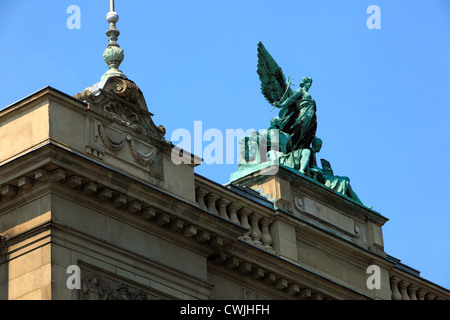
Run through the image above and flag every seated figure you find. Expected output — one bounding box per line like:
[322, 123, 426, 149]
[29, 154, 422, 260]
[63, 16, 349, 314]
[262, 117, 292, 161]
[280, 136, 322, 176]
[237, 117, 326, 180]
[259, 118, 325, 178]
[319, 158, 364, 205]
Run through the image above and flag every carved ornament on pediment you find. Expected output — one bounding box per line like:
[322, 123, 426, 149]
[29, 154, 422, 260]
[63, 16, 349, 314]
[105, 76, 141, 105]
[97, 121, 157, 166]
[103, 100, 139, 129]
[75, 77, 166, 142]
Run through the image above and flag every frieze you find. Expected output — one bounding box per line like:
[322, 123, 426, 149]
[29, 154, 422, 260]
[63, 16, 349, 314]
[80, 268, 161, 300]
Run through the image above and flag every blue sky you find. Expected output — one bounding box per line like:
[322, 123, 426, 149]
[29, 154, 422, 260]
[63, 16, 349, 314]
[1, 1, 449, 290]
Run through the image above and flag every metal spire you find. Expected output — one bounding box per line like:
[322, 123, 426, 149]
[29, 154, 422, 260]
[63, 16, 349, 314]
[101, 0, 127, 80]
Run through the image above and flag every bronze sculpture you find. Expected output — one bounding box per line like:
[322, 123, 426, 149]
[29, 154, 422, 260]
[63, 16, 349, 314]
[257, 42, 317, 151]
[244, 41, 367, 206]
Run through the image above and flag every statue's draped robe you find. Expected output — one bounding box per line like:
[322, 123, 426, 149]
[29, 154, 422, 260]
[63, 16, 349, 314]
[278, 88, 317, 151]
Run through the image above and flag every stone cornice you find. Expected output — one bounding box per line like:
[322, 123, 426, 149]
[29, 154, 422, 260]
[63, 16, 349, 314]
[212, 239, 372, 300]
[1, 86, 87, 120]
[0, 143, 247, 257]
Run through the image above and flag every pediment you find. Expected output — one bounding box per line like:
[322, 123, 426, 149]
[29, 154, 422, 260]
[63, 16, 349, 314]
[74, 77, 166, 143]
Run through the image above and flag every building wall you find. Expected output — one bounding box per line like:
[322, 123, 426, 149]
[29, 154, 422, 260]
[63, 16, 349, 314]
[0, 193, 52, 300]
[1, 86, 449, 300]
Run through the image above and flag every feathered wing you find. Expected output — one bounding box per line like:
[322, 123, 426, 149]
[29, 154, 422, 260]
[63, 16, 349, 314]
[257, 42, 293, 106]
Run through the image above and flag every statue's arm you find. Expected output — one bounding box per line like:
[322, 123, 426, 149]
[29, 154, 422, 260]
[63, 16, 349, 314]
[278, 88, 302, 108]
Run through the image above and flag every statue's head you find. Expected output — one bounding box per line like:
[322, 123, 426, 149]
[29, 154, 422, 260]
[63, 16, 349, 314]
[311, 137, 322, 152]
[300, 76, 313, 89]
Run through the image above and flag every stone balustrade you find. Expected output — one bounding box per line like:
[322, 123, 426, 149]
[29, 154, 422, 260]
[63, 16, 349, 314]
[195, 181, 275, 254]
[195, 176, 450, 301]
[389, 274, 447, 300]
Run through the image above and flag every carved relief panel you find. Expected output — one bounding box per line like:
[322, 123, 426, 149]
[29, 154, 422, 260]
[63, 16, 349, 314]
[80, 267, 164, 300]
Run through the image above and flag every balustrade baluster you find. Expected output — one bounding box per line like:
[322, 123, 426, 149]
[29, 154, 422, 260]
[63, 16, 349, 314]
[390, 277, 402, 300]
[408, 284, 418, 300]
[238, 208, 252, 242]
[217, 198, 230, 220]
[195, 187, 208, 211]
[399, 280, 410, 300]
[205, 192, 220, 215]
[249, 213, 263, 247]
[260, 218, 273, 250]
[416, 289, 426, 300]
[227, 203, 241, 225]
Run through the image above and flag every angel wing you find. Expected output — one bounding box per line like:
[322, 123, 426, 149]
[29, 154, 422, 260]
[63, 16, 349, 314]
[257, 42, 293, 107]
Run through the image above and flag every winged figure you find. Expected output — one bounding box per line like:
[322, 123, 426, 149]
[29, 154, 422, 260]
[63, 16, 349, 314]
[257, 42, 317, 151]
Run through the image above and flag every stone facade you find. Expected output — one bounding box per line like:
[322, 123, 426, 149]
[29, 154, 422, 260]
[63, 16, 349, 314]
[0, 81, 449, 300]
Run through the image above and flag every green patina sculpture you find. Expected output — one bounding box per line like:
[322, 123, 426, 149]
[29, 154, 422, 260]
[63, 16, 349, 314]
[254, 41, 318, 176]
[238, 131, 262, 168]
[262, 117, 293, 160]
[264, 118, 319, 176]
[257, 42, 317, 151]
[234, 42, 368, 207]
[319, 159, 364, 205]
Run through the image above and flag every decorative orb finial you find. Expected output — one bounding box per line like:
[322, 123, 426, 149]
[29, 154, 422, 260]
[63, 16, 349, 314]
[106, 11, 119, 24]
[101, 1, 126, 81]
